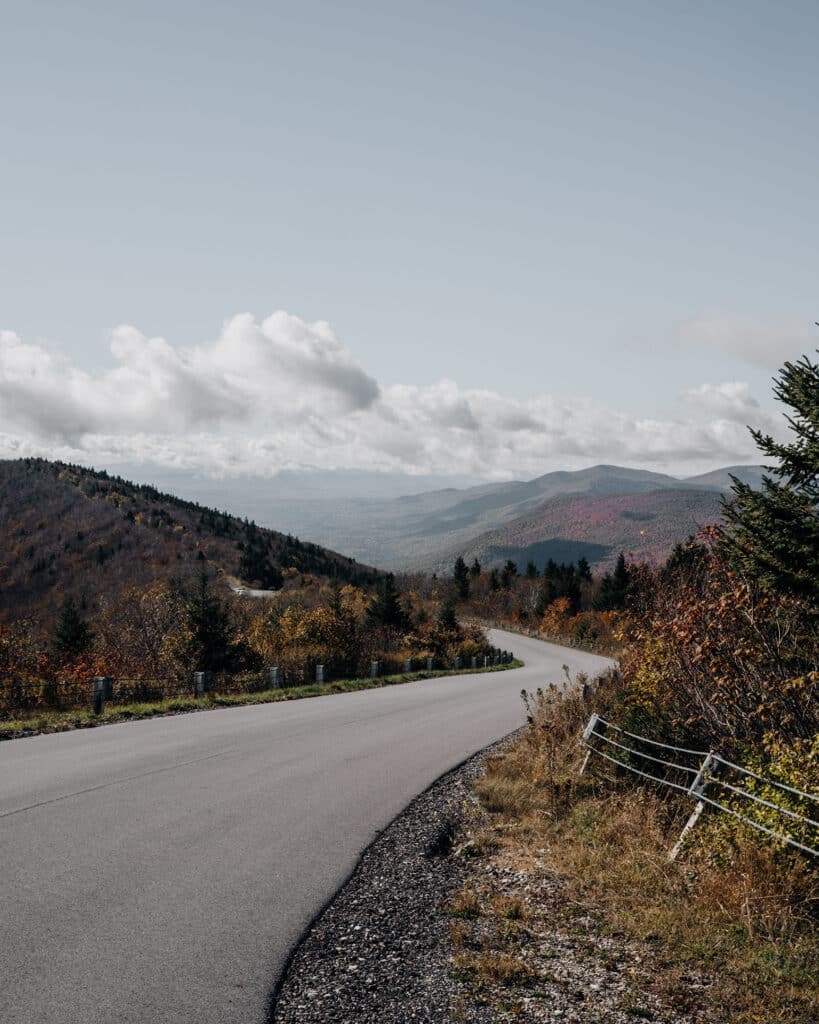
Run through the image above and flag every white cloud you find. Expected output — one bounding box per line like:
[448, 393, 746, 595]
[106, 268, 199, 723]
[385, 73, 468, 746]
[684, 381, 760, 421]
[0, 313, 379, 442]
[0, 311, 776, 480]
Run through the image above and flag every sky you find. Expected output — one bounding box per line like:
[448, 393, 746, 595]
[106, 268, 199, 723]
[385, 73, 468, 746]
[1, 0, 817, 484]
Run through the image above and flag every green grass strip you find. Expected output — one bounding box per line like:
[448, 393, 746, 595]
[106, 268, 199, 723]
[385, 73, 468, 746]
[0, 661, 524, 741]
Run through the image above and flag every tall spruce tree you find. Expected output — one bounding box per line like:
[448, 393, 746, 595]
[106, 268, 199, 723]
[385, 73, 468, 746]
[453, 555, 470, 599]
[184, 570, 234, 672]
[365, 574, 408, 631]
[54, 596, 93, 659]
[720, 350, 819, 609]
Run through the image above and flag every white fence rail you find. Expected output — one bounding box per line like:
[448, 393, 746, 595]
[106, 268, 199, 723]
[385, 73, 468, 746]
[580, 713, 819, 860]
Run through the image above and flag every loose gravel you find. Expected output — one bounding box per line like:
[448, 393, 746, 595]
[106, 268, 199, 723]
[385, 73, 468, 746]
[269, 742, 506, 1024]
[270, 736, 710, 1024]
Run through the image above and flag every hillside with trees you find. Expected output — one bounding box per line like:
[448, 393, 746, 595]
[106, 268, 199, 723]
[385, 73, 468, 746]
[0, 458, 378, 624]
[420, 486, 725, 575]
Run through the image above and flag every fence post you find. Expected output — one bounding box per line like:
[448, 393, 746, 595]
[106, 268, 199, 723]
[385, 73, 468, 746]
[269, 667, 283, 689]
[669, 752, 716, 861]
[426, 657, 434, 671]
[194, 671, 212, 697]
[403, 658, 413, 673]
[454, 656, 462, 670]
[470, 656, 477, 669]
[316, 664, 324, 685]
[370, 660, 380, 678]
[92, 676, 112, 715]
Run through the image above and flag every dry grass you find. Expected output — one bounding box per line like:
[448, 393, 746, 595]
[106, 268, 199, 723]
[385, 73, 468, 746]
[463, 680, 819, 1024]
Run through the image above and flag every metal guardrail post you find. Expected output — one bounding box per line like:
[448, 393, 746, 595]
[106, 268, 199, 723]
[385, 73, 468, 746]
[669, 752, 716, 861]
[92, 676, 112, 715]
[194, 671, 212, 697]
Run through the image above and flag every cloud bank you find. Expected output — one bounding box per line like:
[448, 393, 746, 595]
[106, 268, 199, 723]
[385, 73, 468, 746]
[0, 311, 775, 480]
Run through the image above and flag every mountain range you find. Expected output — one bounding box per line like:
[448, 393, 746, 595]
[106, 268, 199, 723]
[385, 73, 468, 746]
[233, 463, 764, 572]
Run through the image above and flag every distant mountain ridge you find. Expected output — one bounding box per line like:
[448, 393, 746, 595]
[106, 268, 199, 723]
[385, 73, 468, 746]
[391, 465, 764, 573]
[0, 458, 377, 624]
[226, 462, 764, 571]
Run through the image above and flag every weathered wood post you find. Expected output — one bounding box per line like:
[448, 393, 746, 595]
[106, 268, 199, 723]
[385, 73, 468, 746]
[454, 656, 462, 670]
[669, 753, 716, 861]
[315, 664, 324, 685]
[370, 660, 380, 678]
[403, 658, 413, 673]
[269, 667, 283, 688]
[426, 657, 434, 671]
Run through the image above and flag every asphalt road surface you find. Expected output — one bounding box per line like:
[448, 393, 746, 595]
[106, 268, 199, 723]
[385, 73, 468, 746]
[0, 630, 614, 1024]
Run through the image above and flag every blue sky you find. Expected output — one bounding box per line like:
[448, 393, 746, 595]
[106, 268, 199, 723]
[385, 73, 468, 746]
[1, 1, 816, 480]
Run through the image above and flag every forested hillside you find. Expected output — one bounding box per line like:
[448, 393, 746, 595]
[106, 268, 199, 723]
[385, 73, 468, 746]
[0, 459, 377, 623]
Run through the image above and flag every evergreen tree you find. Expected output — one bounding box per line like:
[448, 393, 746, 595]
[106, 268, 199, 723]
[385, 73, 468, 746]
[500, 560, 518, 589]
[524, 560, 539, 579]
[437, 594, 459, 632]
[469, 557, 482, 577]
[594, 553, 631, 611]
[488, 568, 500, 591]
[54, 596, 93, 659]
[184, 570, 234, 672]
[453, 555, 470, 599]
[537, 561, 581, 614]
[720, 351, 819, 609]
[365, 574, 409, 631]
[576, 557, 592, 584]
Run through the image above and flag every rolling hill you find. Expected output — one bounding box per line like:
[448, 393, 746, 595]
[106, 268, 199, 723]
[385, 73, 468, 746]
[0, 459, 378, 624]
[417, 487, 726, 574]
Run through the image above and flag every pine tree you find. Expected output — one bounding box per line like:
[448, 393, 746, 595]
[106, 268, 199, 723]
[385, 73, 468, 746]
[365, 574, 408, 631]
[576, 557, 592, 584]
[54, 596, 93, 659]
[500, 560, 518, 589]
[184, 570, 234, 672]
[469, 557, 482, 578]
[453, 556, 470, 599]
[594, 553, 631, 611]
[524, 560, 539, 579]
[437, 594, 459, 632]
[720, 350, 819, 609]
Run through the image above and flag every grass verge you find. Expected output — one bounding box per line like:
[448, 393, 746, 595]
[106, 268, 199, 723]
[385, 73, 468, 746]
[448, 680, 818, 1023]
[0, 660, 523, 742]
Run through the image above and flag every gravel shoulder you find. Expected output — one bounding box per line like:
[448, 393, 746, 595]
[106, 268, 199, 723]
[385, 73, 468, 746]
[269, 735, 712, 1024]
[268, 739, 513, 1023]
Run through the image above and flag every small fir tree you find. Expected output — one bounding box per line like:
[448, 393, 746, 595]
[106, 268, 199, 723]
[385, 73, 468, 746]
[54, 596, 93, 659]
[720, 350, 819, 609]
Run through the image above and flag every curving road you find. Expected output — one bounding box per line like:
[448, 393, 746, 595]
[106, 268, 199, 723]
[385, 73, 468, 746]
[0, 630, 613, 1024]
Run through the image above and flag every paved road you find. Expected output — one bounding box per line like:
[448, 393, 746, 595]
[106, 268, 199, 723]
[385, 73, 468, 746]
[0, 630, 613, 1024]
